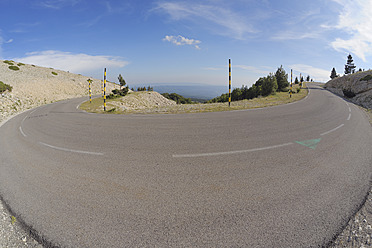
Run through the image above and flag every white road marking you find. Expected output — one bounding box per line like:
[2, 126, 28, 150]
[173, 142, 294, 158]
[19, 126, 27, 137]
[347, 113, 351, 121]
[39, 142, 104, 156]
[320, 124, 344, 136]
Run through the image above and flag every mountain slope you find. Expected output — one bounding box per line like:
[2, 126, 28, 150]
[0, 60, 119, 122]
[325, 70, 372, 109]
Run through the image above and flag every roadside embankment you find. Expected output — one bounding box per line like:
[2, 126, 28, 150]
[325, 70, 372, 109]
[0, 60, 119, 123]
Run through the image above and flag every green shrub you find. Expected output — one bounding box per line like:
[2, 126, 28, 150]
[106, 93, 120, 99]
[343, 89, 356, 98]
[3, 60, 14, 65]
[0, 81, 13, 93]
[8, 65, 20, 71]
[52, 71, 58, 75]
[360, 75, 372, 81]
[17, 63, 25, 66]
[162, 92, 192, 104]
[107, 108, 116, 112]
[297, 88, 301, 93]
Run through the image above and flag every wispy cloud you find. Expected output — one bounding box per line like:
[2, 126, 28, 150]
[271, 8, 325, 41]
[154, 2, 256, 40]
[291, 64, 330, 82]
[203, 64, 272, 76]
[0, 30, 13, 58]
[12, 50, 129, 74]
[328, 0, 372, 61]
[163, 35, 201, 49]
[38, 0, 81, 9]
[234, 65, 272, 75]
[272, 30, 320, 41]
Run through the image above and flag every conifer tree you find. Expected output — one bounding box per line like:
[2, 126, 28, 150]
[345, 54, 356, 75]
[330, 68, 337, 79]
[274, 65, 289, 91]
[118, 74, 126, 89]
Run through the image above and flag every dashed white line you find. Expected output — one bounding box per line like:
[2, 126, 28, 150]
[39, 142, 104, 156]
[19, 126, 27, 137]
[173, 142, 294, 158]
[320, 124, 344, 136]
[347, 113, 351, 121]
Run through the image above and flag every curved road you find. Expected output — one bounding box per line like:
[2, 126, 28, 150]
[0, 84, 371, 247]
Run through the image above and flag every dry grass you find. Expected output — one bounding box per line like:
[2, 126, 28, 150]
[80, 84, 308, 115]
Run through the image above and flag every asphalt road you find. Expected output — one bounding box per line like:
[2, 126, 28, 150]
[0, 84, 371, 247]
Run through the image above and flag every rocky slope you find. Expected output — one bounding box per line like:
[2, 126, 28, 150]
[325, 70, 372, 109]
[0, 60, 119, 123]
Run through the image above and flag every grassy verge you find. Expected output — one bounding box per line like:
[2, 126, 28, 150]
[80, 84, 308, 115]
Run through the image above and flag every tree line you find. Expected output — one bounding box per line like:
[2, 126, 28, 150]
[161, 93, 193, 104]
[208, 66, 309, 103]
[330, 54, 366, 79]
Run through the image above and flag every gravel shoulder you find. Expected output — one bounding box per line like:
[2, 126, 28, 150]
[328, 108, 372, 248]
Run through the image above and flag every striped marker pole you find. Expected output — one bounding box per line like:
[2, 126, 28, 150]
[104, 68, 106, 111]
[101, 80, 103, 97]
[88, 79, 92, 103]
[229, 59, 231, 107]
[290, 69, 292, 98]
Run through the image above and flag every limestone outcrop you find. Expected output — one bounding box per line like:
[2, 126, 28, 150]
[325, 71, 372, 109]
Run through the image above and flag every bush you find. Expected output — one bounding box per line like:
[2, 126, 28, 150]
[106, 93, 120, 99]
[8, 65, 20, 71]
[3, 60, 14, 65]
[52, 71, 58, 75]
[360, 75, 372, 81]
[17, 63, 25, 66]
[107, 87, 129, 99]
[0, 81, 12, 93]
[162, 93, 192, 104]
[297, 88, 301, 93]
[343, 89, 356, 98]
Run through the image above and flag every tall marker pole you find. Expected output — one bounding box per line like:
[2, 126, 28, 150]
[104, 68, 107, 111]
[101, 80, 103, 97]
[88, 79, 92, 103]
[290, 69, 293, 98]
[229, 59, 231, 107]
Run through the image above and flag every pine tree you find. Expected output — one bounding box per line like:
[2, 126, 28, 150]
[274, 65, 289, 92]
[118, 74, 126, 89]
[306, 75, 310, 82]
[330, 68, 337, 79]
[294, 77, 299, 84]
[345, 54, 356, 75]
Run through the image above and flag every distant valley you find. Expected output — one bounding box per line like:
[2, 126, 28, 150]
[129, 83, 227, 101]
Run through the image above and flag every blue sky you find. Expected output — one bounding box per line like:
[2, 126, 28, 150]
[1, 0, 371, 87]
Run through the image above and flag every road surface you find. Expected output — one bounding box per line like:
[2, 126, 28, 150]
[0, 84, 371, 247]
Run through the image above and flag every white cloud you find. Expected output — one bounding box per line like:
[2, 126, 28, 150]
[329, 0, 372, 61]
[12, 50, 129, 75]
[163, 35, 201, 49]
[290, 64, 330, 82]
[155, 2, 256, 40]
